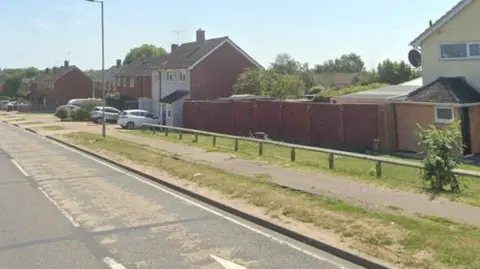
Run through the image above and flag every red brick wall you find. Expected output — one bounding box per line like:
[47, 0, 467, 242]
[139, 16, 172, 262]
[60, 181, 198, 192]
[115, 76, 152, 98]
[190, 42, 258, 100]
[48, 68, 93, 105]
[183, 100, 395, 152]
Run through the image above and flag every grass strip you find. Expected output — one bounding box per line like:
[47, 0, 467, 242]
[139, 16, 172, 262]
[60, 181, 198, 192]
[123, 130, 480, 207]
[63, 131, 480, 269]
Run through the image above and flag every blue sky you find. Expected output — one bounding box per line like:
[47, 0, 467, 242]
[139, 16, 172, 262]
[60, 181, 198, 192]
[0, 0, 459, 70]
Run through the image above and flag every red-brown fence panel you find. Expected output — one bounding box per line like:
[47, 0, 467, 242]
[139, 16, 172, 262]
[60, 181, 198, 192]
[309, 103, 343, 147]
[342, 104, 379, 150]
[183, 101, 198, 129]
[280, 102, 310, 144]
[254, 101, 282, 139]
[233, 101, 255, 136]
[196, 101, 213, 132]
[210, 101, 234, 134]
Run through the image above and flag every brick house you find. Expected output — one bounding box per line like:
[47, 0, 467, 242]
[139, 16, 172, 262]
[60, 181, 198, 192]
[149, 28, 262, 126]
[31, 60, 93, 106]
[92, 59, 125, 97]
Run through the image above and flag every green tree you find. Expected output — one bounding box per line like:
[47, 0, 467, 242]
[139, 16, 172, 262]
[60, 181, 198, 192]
[4, 73, 22, 97]
[314, 53, 365, 73]
[376, 59, 420, 84]
[270, 53, 314, 89]
[233, 69, 304, 99]
[418, 121, 464, 193]
[123, 44, 167, 65]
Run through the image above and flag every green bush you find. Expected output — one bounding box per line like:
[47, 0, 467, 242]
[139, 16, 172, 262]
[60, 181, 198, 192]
[69, 108, 91, 121]
[418, 121, 464, 193]
[54, 106, 69, 120]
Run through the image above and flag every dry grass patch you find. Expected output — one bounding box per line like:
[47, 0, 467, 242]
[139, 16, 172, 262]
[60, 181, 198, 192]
[19, 121, 44, 125]
[38, 125, 65, 131]
[124, 129, 480, 207]
[62, 132, 480, 269]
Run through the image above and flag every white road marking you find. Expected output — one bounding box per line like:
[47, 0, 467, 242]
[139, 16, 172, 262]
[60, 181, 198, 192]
[38, 186, 80, 227]
[102, 257, 128, 269]
[11, 159, 29, 176]
[210, 254, 248, 269]
[14, 127, 349, 269]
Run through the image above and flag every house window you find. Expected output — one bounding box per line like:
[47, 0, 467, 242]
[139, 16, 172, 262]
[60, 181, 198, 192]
[123, 77, 127, 87]
[166, 71, 173, 81]
[435, 106, 454, 123]
[179, 70, 186, 82]
[440, 42, 480, 59]
[130, 77, 135, 87]
[116, 77, 121, 86]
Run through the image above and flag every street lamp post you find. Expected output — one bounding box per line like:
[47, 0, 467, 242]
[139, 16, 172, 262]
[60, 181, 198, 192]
[85, 0, 106, 138]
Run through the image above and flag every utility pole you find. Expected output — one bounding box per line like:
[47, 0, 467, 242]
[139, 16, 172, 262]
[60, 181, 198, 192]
[172, 30, 187, 44]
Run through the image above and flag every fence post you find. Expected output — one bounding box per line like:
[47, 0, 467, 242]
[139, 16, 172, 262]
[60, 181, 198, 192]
[290, 147, 296, 162]
[152, 126, 156, 134]
[376, 161, 382, 178]
[165, 127, 169, 136]
[212, 136, 216, 147]
[258, 141, 263, 155]
[193, 133, 198, 142]
[328, 153, 334, 169]
[178, 131, 183, 140]
[234, 138, 238, 151]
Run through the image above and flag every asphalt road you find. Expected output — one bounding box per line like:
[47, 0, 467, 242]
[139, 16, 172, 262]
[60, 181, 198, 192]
[0, 122, 367, 269]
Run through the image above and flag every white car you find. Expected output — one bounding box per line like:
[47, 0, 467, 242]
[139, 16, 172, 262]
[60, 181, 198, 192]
[117, 109, 161, 129]
[90, 106, 121, 124]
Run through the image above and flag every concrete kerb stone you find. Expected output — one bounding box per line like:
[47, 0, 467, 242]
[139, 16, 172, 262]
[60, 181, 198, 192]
[2, 120, 392, 269]
[45, 135, 392, 269]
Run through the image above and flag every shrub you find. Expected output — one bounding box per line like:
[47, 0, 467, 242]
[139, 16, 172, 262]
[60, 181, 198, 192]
[54, 106, 69, 120]
[418, 121, 464, 193]
[312, 82, 388, 101]
[69, 108, 91, 121]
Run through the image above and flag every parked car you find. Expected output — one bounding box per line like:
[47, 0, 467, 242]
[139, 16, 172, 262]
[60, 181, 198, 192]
[90, 106, 121, 124]
[0, 100, 10, 110]
[117, 109, 160, 129]
[6, 101, 18, 111]
[67, 98, 103, 108]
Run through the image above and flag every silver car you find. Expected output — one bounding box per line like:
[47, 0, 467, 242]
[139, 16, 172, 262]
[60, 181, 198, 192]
[90, 106, 121, 124]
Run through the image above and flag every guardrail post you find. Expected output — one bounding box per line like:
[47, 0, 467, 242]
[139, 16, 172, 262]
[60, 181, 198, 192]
[376, 161, 382, 178]
[142, 125, 146, 132]
[212, 136, 216, 147]
[165, 127, 169, 136]
[258, 141, 263, 156]
[193, 133, 198, 143]
[178, 131, 182, 140]
[152, 126, 156, 134]
[290, 147, 295, 162]
[328, 153, 334, 169]
[234, 138, 238, 151]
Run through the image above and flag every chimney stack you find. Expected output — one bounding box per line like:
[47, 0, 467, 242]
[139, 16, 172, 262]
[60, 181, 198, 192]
[45, 68, 50, 74]
[171, 44, 178, 52]
[196, 28, 205, 43]
[64, 60, 69, 68]
[116, 59, 121, 68]
[429, 20, 433, 27]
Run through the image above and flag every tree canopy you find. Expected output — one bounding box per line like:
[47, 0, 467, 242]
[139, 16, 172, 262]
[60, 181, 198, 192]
[123, 44, 167, 65]
[233, 52, 421, 100]
[0, 67, 39, 98]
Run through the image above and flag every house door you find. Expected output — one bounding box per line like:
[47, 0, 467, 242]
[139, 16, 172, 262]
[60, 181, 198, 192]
[460, 107, 472, 155]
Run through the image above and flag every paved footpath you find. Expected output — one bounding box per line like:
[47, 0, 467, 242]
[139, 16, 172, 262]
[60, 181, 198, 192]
[102, 130, 480, 226]
[0, 122, 364, 269]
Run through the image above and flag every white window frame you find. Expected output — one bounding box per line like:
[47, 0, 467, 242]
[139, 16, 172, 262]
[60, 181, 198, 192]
[440, 42, 480, 60]
[179, 69, 186, 82]
[123, 77, 127, 87]
[434, 106, 454, 124]
[166, 71, 173, 81]
[130, 77, 135, 87]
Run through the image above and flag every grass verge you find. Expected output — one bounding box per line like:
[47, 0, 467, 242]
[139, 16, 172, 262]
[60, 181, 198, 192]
[123, 129, 480, 207]
[38, 125, 65, 131]
[19, 121, 44, 125]
[62, 131, 480, 269]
